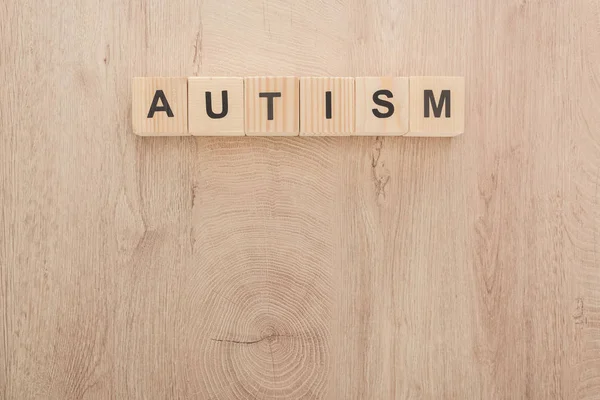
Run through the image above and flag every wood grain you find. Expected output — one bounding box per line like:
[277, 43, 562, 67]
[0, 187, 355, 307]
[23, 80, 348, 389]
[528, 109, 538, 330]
[1, 0, 599, 399]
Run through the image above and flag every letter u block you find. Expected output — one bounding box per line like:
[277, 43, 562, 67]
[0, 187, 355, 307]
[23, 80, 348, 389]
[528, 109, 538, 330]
[244, 77, 299, 136]
[132, 77, 188, 136]
[407, 76, 465, 137]
[188, 77, 245, 136]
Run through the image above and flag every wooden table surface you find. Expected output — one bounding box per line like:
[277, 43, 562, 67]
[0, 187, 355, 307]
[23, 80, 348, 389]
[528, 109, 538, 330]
[2, 0, 599, 398]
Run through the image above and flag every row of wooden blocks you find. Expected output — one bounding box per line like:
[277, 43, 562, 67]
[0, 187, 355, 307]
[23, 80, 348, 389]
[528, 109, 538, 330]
[132, 76, 464, 137]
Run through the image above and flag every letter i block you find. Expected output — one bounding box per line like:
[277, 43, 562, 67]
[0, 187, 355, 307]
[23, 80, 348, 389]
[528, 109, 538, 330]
[300, 77, 355, 136]
[407, 76, 465, 137]
[188, 77, 245, 136]
[132, 77, 188, 136]
[244, 77, 299, 136]
[355, 77, 409, 135]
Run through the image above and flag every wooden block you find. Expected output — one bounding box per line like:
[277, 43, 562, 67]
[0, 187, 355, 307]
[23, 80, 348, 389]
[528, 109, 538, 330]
[244, 77, 299, 136]
[355, 77, 409, 136]
[300, 77, 355, 136]
[407, 76, 465, 137]
[188, 77, 245, 136]
[132, 77, 188, 136]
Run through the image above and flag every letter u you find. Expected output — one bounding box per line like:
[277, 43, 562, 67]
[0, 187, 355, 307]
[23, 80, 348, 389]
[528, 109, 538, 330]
[205, 91, 229, 119]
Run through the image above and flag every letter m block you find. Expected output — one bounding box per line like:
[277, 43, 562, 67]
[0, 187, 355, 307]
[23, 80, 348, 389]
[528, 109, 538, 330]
[408, 76, 464, 137]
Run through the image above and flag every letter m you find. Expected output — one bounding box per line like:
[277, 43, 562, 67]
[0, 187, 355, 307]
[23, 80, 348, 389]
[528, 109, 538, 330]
[424, 90, 451, 118]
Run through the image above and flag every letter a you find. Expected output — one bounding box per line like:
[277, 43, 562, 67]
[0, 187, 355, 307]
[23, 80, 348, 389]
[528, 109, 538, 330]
[147, 90, 174, 118]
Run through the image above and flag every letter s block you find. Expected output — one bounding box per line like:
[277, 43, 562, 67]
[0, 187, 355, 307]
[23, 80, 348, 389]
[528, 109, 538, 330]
[244, 77, 299, 136]
[355, 77, 409, 136]
[132, 77, 188, 136]
[407, 76, 465, 137]
[188, 77, 245, 136]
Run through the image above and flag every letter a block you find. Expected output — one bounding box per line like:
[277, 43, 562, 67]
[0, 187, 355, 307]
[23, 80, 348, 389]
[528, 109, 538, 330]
[244, 77, 299, 136]
[132, 77, 188, 136]
[300, 77, 355, 136]
[188, 77, 244, 136]
[355, 77, 409, 135]
[407, 76, 464, 137]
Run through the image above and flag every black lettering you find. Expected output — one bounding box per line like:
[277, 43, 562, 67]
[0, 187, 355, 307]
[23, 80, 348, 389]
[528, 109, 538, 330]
[147, 90, 174, 118]
[424, 89, 451, 118]
[259, 92, 281, 120]
[205, 91, 229, 119]
[325, 91, 332, 119]
[372, 89, 395, 118]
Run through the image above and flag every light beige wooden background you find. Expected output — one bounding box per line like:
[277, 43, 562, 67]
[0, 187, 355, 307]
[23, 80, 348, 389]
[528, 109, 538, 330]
[1, 0, 599, 399]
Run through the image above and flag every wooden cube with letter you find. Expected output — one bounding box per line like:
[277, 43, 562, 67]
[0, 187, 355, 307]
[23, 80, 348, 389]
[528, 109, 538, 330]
[188, 77, 245, 136]
[407, 76, 465, 137]
[132, 77, 188, 136]
[355, 77, 409, 135]
[300, 77, 355, 136]
[244, 76, 299, 136]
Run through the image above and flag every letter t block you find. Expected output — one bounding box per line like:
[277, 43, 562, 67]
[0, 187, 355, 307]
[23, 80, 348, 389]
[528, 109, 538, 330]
[407, 76, 465, 137]
[244, 77, 299, 136]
